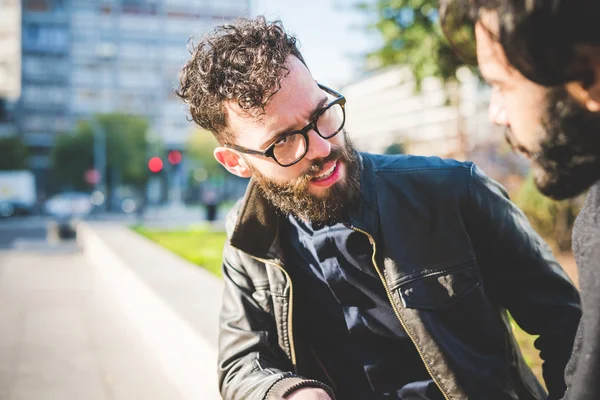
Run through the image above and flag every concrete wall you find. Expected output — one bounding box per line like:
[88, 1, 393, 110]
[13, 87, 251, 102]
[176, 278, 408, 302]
[0, 0, 21, 102]
[77, 222, 223, 400]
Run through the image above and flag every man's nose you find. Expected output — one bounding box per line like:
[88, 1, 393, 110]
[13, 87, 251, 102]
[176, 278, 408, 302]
[304, 129, 331, 161]
[489, 91, 509, 126]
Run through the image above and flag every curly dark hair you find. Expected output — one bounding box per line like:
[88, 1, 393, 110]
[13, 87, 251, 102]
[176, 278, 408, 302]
[176, 17, 306, 143]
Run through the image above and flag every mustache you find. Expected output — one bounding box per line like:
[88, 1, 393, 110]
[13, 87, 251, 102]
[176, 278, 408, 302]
[300, 147, 345, 181]
[504, 126, 536, 158]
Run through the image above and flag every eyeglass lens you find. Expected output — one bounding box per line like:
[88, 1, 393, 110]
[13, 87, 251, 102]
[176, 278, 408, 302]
[272, 103, 345, 166]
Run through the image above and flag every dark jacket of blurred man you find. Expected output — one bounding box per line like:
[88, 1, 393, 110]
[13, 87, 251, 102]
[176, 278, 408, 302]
[177, 17, 581, 400]
[440, 1, 600, 399]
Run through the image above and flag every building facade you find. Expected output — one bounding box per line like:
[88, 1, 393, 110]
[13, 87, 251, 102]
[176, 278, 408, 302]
[342, 65, 529, 189]
[343, 66, 497, 159]
[0, 0, 22, 137]
[19, 0, 251, 193]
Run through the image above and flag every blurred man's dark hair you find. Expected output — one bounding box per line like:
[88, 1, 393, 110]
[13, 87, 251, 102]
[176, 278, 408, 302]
[440, 0, 600, 86]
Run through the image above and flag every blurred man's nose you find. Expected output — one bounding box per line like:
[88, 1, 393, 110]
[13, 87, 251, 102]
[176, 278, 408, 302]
[304, 129, 331, 161]
[489, 91, 509, 126]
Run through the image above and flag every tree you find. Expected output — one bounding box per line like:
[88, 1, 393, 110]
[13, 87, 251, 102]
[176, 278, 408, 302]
[50, 113, 149, 192]
[0, 136, 28, 170]
[514, 174, 581, 252]
[358, 0, 467, 84]
[50, 130, 93, 191]
[357, 0, 473, 157]
[384, 141, 406, 155]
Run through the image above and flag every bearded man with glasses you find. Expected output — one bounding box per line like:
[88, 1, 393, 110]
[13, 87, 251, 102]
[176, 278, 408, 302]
[177, 17, 580, 400]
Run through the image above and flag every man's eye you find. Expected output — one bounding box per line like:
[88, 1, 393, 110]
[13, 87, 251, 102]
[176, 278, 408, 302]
[274, 136, 289, 147]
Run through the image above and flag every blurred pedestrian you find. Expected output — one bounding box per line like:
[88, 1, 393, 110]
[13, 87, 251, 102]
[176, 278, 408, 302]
[178, 17, 581, 400]
[439, 2, 600, 399]
[201, 186, 219, 222]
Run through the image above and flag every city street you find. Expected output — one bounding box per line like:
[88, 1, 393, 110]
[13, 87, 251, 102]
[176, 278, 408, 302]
[0, 217, 184, 400]
[0, 217, 49, 250]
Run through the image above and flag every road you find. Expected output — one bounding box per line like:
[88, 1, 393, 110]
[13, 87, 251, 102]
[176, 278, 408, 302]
[0, 217, 49, 250]
[0, 217, 185, 400]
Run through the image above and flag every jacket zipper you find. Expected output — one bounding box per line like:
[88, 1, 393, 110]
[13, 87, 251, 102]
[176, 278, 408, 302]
[249, 255, 298, 374]
[350, 226, 451, 400]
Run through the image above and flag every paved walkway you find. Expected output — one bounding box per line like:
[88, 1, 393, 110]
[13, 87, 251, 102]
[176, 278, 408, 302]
[0, 246, 184, 400]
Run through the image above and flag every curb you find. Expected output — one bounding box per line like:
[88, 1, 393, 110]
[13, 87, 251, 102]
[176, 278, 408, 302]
[77, 222, 221, 400]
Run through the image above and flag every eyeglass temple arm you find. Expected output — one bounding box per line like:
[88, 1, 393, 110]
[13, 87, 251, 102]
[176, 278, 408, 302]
[225, 143, 269, 156]
[317, 83, 343, 98]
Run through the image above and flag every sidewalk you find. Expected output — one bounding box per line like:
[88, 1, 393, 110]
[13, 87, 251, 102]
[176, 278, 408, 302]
[78, 222, 223, 399]
[0, 248, 184, 400]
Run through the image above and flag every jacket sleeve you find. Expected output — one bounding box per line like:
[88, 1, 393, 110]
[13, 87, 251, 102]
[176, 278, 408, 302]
[217, 240, 335, 400]
[464, 164, 581, 400]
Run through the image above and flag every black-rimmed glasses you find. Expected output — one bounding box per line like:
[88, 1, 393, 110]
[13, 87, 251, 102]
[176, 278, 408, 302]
[225, 83, 346, 167]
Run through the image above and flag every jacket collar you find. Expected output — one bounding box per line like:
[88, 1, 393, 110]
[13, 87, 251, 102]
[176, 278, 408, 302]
[229, 152, 379, 260]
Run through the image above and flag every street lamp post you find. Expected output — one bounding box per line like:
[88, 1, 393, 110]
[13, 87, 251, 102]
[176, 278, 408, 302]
[91, 117, 106, 212]
[90, 40, 116, 214]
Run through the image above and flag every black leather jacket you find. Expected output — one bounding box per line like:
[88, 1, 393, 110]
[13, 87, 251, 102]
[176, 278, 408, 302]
[218, 153, 581, 400]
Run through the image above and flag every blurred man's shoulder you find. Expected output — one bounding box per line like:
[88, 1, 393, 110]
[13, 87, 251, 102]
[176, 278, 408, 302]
[362, 152, 472, 173]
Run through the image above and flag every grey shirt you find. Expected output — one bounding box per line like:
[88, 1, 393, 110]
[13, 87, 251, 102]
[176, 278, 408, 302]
[564, 181, 600, 399]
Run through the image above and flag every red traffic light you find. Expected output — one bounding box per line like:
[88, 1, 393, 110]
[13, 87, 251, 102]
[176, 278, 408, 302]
[148, 157, 163, 173]
[168, 150, 182, 165]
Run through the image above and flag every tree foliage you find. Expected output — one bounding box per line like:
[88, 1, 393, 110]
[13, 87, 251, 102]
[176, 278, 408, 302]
[50, 113, 149, 191]
[383, 141, 406, 155]
[358, 0, 467, 85]
[515, 174, 581, 252]
[0, 136, 28, 170]
[186, 130, 226, 179]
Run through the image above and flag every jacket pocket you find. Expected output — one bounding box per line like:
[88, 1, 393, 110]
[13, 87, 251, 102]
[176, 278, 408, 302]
[396, 263, 481, 310]
[252, 287, 274, 315]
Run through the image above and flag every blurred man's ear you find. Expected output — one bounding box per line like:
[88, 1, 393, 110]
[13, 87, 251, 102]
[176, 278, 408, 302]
[586, 61, 600, 112]
[567, 49, 600, 112]
[214, 147, 252, 178]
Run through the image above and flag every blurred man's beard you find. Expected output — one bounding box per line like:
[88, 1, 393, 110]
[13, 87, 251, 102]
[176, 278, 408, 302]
[250, 132, 361, 225]
[529, 87, 600, 200]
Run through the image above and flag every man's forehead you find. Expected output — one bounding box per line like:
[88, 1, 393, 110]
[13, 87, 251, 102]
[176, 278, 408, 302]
[222, 99, 274, 135]
[223, 63, 305, 122]
[222, 56, 318, 144]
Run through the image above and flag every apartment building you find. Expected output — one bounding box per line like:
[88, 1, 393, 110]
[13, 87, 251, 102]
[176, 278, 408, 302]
[19, 0, 251, 191]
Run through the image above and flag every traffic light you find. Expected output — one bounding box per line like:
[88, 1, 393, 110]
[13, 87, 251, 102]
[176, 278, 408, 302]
[167, 150, 182, 165]
[148, 156, 163, 173]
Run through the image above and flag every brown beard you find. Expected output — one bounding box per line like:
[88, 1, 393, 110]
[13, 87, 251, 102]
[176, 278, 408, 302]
[249, 132, 361, 225]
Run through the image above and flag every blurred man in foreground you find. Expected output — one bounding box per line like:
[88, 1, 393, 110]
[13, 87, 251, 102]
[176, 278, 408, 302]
[440, 1, 600, 398]
[178, 17, 580, 400]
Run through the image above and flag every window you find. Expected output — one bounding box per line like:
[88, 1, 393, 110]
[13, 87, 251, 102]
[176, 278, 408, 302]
[72, 88, 101, 112]
[22, 24, 69, 52]
[22, 115, 68, 132]
[24, 0, 49, 12]
[119, 15, 160, 33]
[23, 56, 69, 81]
[22, 85, 68, 107]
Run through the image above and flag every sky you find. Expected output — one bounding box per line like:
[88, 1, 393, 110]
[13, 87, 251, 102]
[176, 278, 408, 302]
[251, 0, 381, 89]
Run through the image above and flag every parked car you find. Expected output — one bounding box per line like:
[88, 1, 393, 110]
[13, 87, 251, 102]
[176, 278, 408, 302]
[44, 192, 93, 218]
[0, 170, 36, 218]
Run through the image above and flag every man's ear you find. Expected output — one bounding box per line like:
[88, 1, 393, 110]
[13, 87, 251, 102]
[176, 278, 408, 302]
[586, 63, 600, 112]
[567, 49, 600, 112]
[214, 147, 252, 178]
